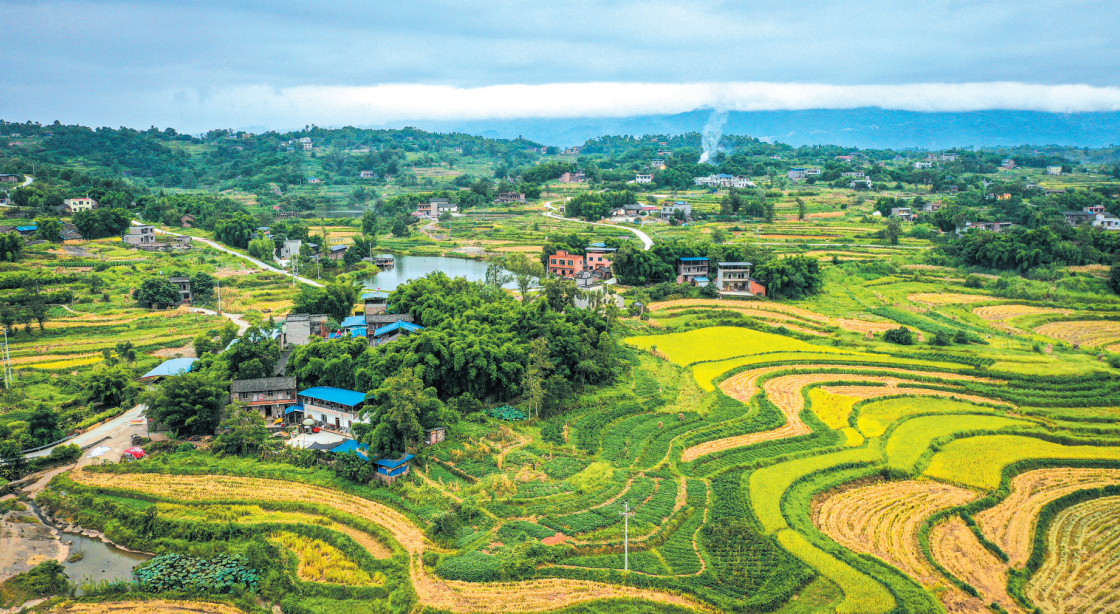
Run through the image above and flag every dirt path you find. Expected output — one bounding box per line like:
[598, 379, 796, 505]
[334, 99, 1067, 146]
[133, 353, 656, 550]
[189, 307, 250, 335]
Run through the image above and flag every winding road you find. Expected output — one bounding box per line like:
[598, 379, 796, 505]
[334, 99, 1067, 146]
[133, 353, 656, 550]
[130, 221, 323, 287]
[543, 198, 653, 250]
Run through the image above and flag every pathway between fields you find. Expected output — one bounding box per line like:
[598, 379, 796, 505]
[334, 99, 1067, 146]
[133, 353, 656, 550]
[542, 199, 653, 251]
[129, 221, 323, 288]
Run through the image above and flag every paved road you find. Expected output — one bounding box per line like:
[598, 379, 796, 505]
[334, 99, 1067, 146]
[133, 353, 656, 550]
[131, 221, 323, 287]
[25, 404, 146, 459]
[543, 198, 654, 251]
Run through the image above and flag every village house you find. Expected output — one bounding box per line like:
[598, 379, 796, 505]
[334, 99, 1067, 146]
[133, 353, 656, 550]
[559, 171, 586, 183]
[1001, 159, 1016, 169]
[940, 153, 959, 162]
[168, 276, 192, 304]
[362, 291, 390, 315]
[634, 173, 653, 184]
[140, 357, 197, 381]
[677, 256, 710, 286]
[285, 313, 329, 345]
[0, 174, 20, 183]
[496, 192, 525, 203]
[841, 171, 865, 178]
[835, 156, 854, 162]
[297, 386, 368, 430]
[694, 174, 755, 189]
[715, 262, 766, 296]
[63, 196, 97, 213]
[650, 158, 665, 168]
[850, 178, 873, 189]
[958, 221, 1015, 234]
[548, 250, 584, 278]
[806, 168, 821, 176]
[787, 168, 807, 180]
[415, 197, 457, 218]
[15, 225, 37, 238]
[374, 454, 414, 484]
[364, 313, 414, 346]
[661, 201, 692, 220]
[61, 223, 84, 243]
[1093, 213, 1120, 230]
[280, 239, 303, 259]
[123, 225, 156, 246]
[338, 315, 367, 338]
[890, 207, 917, 222]
[307, 177, 321, 184]
[1046, 166, 1063, 175]
[327, 244, 349, 261]
[424, 427, 447, 445]
[914, 162, 933, 169]
[231, 376, 298, 420]
[359, 170, 376, 178]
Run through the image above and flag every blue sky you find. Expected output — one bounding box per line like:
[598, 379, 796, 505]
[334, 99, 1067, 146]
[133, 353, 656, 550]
[2, 0, 1119, 132]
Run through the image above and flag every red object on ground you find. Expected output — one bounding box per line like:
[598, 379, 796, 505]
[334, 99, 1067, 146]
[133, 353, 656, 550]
[123, 447, 145, 459]
[541, 532, 567, 546]
[312, 427, 321, 433]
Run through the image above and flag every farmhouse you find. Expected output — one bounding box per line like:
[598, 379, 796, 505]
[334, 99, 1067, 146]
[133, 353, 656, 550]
[694, 174, 754, 189]
[416, 198, 456, 219]
[890, 207, 916, 222]
[371, 320, 424, 346]
[285, 313, 329, 345]
[677, 256, 710, 286]
[359, 170, 376, 178]
[1046, 166, 1062, 175]
[634, 173, 653, 184]
[327, 244, 348, 261]
[850, 179, 873, 189]
[141, 357, 197, 381]
[559, 171, 586, 183]
[231, 376, 298, 420]
[123, 225, 156, 246]
[715, 262, 766, 296]
[362, 290, 390, 315]
[496, 192, 525, 203]
[375, 454, 414, 484]
[787, 168, 807, 180]
[914, 162, 933, 169]
[168, 276, 192, 304]
[63, 196, 97, 213]
[0, 174, 20, 183]
[339, 315, 367, 338]
[661, 201, 692, 220]
[298, 386, 368, 430]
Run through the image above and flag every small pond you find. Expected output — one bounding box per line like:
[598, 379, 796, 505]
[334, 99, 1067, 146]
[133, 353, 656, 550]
[363, 254, 518, 291]
[26, 500, 151, 592]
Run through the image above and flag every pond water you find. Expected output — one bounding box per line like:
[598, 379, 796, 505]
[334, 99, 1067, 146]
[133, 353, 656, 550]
[363, 254, 517, 291]
[26, 500, 151, 592]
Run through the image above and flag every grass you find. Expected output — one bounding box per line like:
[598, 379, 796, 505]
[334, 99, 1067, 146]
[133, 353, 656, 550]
[924, 434, 1120, 489]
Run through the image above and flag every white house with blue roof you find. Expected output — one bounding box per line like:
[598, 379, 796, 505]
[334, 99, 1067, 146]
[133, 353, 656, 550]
[676, 256, 710, 286]
[298, 386, 369, 430]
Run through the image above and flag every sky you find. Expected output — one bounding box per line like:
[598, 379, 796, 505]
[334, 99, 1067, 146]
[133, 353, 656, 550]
[3, 0, 1120, 133]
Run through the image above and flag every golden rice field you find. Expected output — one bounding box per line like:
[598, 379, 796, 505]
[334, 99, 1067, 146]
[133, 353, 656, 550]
[1025, 495, 1120, 614]
[625, 326, 847, 366]
[972, 304, 1072, 321]
[1034, 320, 1120, 349]
[39, 602, 245, 614]
[923, 435, 1120, 489]
[68, 470, 706, 613]
[269, 531, 383, 585]
[930, 516, 1026, 614]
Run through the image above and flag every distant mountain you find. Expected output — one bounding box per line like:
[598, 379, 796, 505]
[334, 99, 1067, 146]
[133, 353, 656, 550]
[368, 109, 1120, 150]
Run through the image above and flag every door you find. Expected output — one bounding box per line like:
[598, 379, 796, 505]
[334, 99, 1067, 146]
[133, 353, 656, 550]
[335, 417, 341, 428]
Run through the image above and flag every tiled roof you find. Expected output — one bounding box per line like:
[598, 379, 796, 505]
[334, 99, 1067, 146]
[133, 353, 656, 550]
[230, 376, 297, 393]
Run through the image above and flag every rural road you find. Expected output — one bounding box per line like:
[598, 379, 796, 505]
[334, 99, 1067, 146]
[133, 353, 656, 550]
[130, 221, 323, 288]
[190, 307, 250, 335]
[25, 404, 147, 459]
[543, 199, 654, 251]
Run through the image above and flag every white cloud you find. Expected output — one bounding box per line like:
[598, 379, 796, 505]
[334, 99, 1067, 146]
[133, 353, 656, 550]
[158, 82, 1120, 129]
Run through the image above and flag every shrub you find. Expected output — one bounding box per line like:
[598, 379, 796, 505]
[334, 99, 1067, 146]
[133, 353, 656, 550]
[884, 327, 914, 345]
[964, 275, 987, 289]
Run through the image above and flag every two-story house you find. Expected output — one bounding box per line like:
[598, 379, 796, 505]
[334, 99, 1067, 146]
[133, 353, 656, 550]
[123, 225, 156, 246]
[298, 386, 369, 430]
[231, 376, 298, 419]
[715, 262, 767, 296]
[548, 250, 584, 278]
[677, 257, 710, 286]
[64, 197, 98, 213]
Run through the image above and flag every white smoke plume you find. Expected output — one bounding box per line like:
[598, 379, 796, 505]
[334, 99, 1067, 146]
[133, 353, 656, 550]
[698, 110, 727, 164]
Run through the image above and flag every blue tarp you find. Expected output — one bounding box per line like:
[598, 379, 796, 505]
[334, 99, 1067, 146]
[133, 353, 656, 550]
[299, 386, 367, 407]
[349, 327, 367, 338]
[376, 454, 414, 469]
[141, 357, 197, 379]
[330, 439, 369, 460]
[340, 315, 366, 328]
[679, 256, 709, 262]
[284, 404, 304, 415]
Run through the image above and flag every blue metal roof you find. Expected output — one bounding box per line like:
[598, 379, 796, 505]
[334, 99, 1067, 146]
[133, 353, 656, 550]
[331, 439, 369, 460]
[284, 404, 304, 415]
[375, 454, 414, 468]
[350, 326, 367, 337]
[695, 276, 710, 282]
[299, 386, 367, 407]
[141, 357, 197, 378]
[16, 225, 37, 232]
[340, 315, 366, 328]
[329, 244, 348, 252]
[679, 256, 709, 261]
[588, 242, 606, 247]
[373, 320, 424, 337]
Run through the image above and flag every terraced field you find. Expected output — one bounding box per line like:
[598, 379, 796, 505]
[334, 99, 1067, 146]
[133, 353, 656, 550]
[1035, 320, 1120, 349]
[1026, 495, 1120, 614]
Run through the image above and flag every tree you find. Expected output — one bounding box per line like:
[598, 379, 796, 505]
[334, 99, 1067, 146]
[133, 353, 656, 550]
[73, 207, 131, 239]
[292, 279, 361, 322]
[34, 218, 63, 243]
[797, 198, 807, 221]
[194, 332, 218, 356]
[115, 340, 137, 362]
[883, 327, 914, 345]
[214, 212, 257, 249]
[391, 217, 409, 237]
[142, 372, 226, 436]
[219, 323, 281, 380]
[0, 440, 27, 479]
[190, 273, 216, 301]
[0, 232, 23, 262]
[212, 403, 272, 456]
[886, 216, 902, 245]
[27, 405, 62, 445]
[754, 255, 823, 300]
[247, 237, 275, 261]
[135, 277, 182, 308]
[711, 227, 729, 244]
[522, 337, 553, 419]
[27, 297, 48, 331]
[87, 364, 137, 406]
[501, 253, 544, 302]
[362, 369, 448, 456]
[1110, 261, 1120, 294]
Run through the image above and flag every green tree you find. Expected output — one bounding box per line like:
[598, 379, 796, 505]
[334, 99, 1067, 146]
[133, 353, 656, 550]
[1110, 261, 1120, 294]
[796, 198, 807, 221]
[27, 405, 62, 445]
[33, 218, 63, 243]
[391, 217, 409, 237]
[502, 253, 544, 302]
[0, 232, 23, 262]
[884, 327, 914, 345]
[754, 255, 823, 300]
[115, 340, 137, 362]
[219, 323, 281, 380]
[194, 332, 218, 356]
[87, 364, 137, 406]
[26, 297, 48, 331]
[0, 440, 28, 479]
[292, 279, 360, 322]
[214, 212, 258, 249]
[212, 403, 272, 455]
[247, 237, 276, 261]
[886, 216, 902, 245]
[190, 272, 216, 300]
[521, 337, 553, 419]
[362, 369, 447, 456]
[711, 227, 729, 244]
[142, 372, 226, 436]
[72, 207, 131, 240]
[135, 277, 182, 308]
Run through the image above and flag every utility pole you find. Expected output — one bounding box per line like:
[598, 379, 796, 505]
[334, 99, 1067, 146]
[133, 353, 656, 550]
[216, 277, 222, 315]
[620, 501, 634, 571]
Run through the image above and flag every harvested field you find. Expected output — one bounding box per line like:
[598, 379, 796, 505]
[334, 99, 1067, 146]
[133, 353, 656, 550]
[682, 366, 998, 462]
[907, 293, 991, 305]
[815, 480, 981, 611]
[756, 234, 838, 240]
[1026, 495, 1120, 614]
[833, 318, 901, 334]
[1034, 320, 1120, 349]
[647, 299, 832, 324]
[974, 467, 1120, 567]
[40, 601, 245, 614]
[1066, 264, 1110, 276]
[929, 516, 1026, 614]
[806, 211, 846, 219]
[972, 304, 1072, 321]
[69, 470, 705, 613]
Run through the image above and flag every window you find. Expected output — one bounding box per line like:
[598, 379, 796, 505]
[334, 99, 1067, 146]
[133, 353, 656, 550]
[550, 259, 556, 264]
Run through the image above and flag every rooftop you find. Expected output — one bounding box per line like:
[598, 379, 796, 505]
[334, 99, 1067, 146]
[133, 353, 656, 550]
[141, 357, 197, 379]
[341, 315, 367, 328]
[299, 386, 367, 407]
[679, 256, 709, 262]
[331, 439, 370, 460]
[375, 454, 414, 468]
[362, 291, 390, 300]
[373, 320, 424, 337]
[718, 262, 753, 267]
[230, 376, 297, 393]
